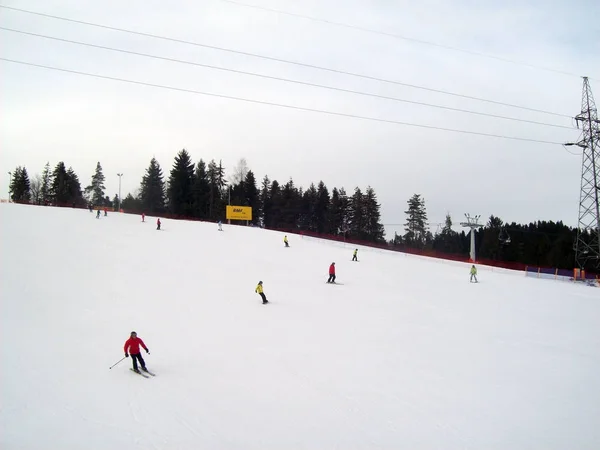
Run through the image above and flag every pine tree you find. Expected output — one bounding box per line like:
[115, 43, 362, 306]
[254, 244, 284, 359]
[192, 159, 210, 219]
[167, 149, 195, 216]
[140, 157, 166, 213]
[9, 167, 31, 202]
[50, 162, 69, 204]
[404, 194, 428, 248]
[363, 186, 385, 242]
[40, 162, 51, 205]
[85, 162, 106, 206]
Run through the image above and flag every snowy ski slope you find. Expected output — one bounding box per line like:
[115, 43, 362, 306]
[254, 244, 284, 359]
[1, 203, 599, 449]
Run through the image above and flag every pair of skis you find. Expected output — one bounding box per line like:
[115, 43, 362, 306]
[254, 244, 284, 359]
[130, 368, 156, 378]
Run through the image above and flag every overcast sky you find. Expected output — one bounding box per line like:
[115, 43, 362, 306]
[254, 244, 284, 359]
[1, 0, 599, 236]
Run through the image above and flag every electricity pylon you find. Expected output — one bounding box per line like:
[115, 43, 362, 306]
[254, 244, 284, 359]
[565, 77, 600, 270]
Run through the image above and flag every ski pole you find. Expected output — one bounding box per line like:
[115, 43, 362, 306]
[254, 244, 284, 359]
[109, 356, 127, 369]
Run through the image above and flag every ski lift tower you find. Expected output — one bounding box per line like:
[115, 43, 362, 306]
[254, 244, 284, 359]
[460, 214, 484, 262]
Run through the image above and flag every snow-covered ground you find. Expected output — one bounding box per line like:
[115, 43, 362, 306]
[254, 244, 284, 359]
[1, 203, 599, 450]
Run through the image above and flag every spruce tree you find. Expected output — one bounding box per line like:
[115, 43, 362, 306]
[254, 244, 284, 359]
[121, 193, 143, 211]
[349, 187, 365, 239]
[328, 188, 343, 234]
[85, 162, 106, 206]
[280, 178, 301, 228]
[66, 167, 84, 205]
[140, 157, 166, 213]
[206, 159, 227, 220]
[192, 159, 211, 219]
[315, 181, 330, 233]
[404, 194, 428, 248]
[51, 162, 69, 204]
[40, 162, 51, 205]
[167, 149, 195, 216]
[244, 170, 260, 224]
[9, 167, 31, 202]
[266, 180, 281, 228]
[302, 183, 318, 231]
[259, 175, 271, 227]
[363, 186, 385, 242]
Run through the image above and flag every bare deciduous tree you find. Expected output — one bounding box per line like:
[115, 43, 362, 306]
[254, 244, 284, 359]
[30, 174, 42, 204]
[230, 158, 249, 185]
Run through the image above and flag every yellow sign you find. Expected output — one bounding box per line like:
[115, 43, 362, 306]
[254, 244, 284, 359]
[226, 205, 252, 221]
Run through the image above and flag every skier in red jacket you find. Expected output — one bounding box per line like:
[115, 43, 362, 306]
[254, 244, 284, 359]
[124, 331, 150, 373]
[327, 262, 336, 283]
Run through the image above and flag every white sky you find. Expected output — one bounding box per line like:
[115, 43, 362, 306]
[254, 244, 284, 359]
[1, 0, 599, 236]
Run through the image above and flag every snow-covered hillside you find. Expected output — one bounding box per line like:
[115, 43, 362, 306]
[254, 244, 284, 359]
[1, 203, 599, 449]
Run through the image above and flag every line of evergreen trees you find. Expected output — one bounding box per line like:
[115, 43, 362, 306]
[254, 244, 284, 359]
[8, 156, 596, 270]
[392, 194, 597, 271]
[7, 150, 386, 243]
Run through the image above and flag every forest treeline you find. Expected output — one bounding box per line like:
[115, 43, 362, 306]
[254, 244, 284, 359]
[8, 150, 596, 270]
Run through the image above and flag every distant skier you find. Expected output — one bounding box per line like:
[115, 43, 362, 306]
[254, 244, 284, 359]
[327, 262, 336, 283]
[255, 281, 268, 304]
[142, 213, 145, 222]
[218, 220, 223, 231]
[352, 249, 358, 261]
[104, 207, 108, 217]
[156, 218, 161, 230]
[284, 235, 289, 247]
[124, 331, 150, 373]
[470, 265, 478, 283]
[88, 204, 93, 212]
[96, 209, 101, 219]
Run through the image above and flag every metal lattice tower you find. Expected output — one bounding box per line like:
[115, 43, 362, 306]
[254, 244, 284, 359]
[566, 77, 600, 270]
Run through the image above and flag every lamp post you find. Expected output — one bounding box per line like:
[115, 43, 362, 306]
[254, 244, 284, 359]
[7, 171, 11, 202]
[117, 173, 123, 211]
[228, 185, 231, 224]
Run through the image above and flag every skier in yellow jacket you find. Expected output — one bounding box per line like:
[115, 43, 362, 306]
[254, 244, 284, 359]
[470, 265, 478, 283]
[284, 235, 289, 247]
[255, 281, 268, 304]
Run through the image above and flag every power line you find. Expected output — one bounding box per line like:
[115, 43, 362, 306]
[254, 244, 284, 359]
[0, 4, 573, 119]
[219, 0, 596, 81]
[0, 27, 573, 130]
[0, 57, 567, 145]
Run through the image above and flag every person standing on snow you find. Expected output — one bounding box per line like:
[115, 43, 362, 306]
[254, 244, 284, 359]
[96, 209, 101, 219]
[352, 249, 358, 261]
[156, 218, 161, 230]
[255, 281, 268, 304]
[284, 235, 289, 247]
[142, 213, 145, 222]
[124, 331, 150, 373]
[327, 262, 336, 283]
[218, 220, 223, 231]
[470, 265, 478, 283]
